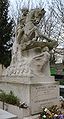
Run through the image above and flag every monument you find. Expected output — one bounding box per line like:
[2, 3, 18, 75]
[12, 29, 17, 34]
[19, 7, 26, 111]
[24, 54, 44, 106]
[0, 8, 59, 116]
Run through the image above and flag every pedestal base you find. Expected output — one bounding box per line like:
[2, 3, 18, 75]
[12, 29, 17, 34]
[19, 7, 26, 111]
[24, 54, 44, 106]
[0, 76, 59, 115]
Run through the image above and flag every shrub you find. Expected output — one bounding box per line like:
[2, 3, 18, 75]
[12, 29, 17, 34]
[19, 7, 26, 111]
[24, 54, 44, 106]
[0, 90, 20, 106]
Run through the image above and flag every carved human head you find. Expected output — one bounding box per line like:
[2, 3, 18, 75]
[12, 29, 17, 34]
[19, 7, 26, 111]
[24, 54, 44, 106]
[32, 8, 46, 25]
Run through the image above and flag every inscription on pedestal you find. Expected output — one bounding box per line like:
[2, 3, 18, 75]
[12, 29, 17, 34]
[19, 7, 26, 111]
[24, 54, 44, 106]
[30, 83, 59, 114]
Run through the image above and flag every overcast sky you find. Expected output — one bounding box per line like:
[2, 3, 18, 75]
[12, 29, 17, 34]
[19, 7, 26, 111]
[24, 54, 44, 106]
[9, 0, 48, 10]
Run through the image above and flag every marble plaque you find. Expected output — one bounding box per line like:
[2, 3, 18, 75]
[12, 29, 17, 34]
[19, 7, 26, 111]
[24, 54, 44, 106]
[30, 83, 59, 114]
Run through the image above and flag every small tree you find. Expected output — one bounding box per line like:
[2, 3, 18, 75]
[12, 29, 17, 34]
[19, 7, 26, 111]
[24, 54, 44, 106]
[0, 0, 13, 67]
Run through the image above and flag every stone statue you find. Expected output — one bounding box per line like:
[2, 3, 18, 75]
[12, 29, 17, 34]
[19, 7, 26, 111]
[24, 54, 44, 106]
[1, 8, 59, 115]
[16, 8, 57, 52]
[2, 8, 57, 76]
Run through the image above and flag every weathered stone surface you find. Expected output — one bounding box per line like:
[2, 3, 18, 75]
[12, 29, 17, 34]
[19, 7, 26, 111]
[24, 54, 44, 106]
[30, 83, 59, 114]
[2, 51, 50, 78]
[1, 8, 59, 117]
[0, 78, 59, 115]
[2, 8, 57, 76]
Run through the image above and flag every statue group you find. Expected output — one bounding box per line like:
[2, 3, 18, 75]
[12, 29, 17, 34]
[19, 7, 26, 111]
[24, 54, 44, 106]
[16, 8, 57, 51]
[3, 8, 57, 76]
[1, 8, 59, 116]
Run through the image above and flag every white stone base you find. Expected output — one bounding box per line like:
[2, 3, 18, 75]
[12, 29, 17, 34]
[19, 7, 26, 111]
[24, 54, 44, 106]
[0, 76, 59, 115]
[30, 83, 59, 114]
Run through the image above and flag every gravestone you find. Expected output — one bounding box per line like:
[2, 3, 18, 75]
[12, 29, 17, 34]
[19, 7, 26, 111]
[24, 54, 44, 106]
[0, 8, 59, 116]
[0, 109, 17, 119]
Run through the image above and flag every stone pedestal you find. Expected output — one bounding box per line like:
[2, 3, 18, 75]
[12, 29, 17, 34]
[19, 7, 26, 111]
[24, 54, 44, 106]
[30, 82, 59, 114]
[0, 50, 60, 116]
[0, 8, 59, 119]
[0, 75, 59, 115]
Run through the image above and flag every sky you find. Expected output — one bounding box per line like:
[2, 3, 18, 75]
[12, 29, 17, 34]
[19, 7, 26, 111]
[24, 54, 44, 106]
[9, 0, 49, 18]
[9, 0, 48, 10]
[10, 0, 46, 5]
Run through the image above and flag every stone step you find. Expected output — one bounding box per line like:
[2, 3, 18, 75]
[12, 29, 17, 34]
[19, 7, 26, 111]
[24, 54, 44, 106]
[23, 114, 40, 119]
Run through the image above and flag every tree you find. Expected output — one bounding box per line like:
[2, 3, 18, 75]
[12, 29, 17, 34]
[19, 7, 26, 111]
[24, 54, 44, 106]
[46, 0, 64, 64]
[0, 0, 13, 67]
